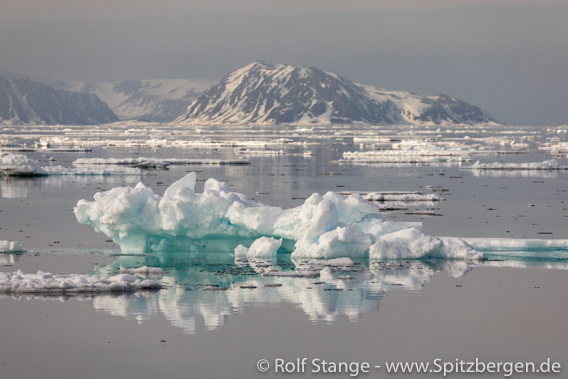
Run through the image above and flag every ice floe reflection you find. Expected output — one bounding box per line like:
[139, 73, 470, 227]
[469, 169, 560, 179]
[1, 175, 143, 199]
[2, 252, 561, 334]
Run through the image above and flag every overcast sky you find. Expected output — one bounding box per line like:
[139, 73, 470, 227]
[1, 0, 566, 125]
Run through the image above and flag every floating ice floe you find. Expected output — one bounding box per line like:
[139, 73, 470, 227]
[338, 191, 443, 202]
[42, 165, 143, 175]
[233, 148, 313, 158]
[0, 270, 161, 294]
[1, 147, 91, 153]
[0, 240, 25, 253]
[338, 140, 526, 166]
[0, 153, 44, 175]
[75, 172, 484, 261]
[0, 153, 143, 176]
[169, 138, 315, 149]
[466, 159, 568, 170]
[464, 238, 568, 260]
[335, 157, 460, 165]
[539, 141, 568, 155]
[234, 148, 287, 156]
[74, 157, 250, 166]
[337, 150, 463, 165]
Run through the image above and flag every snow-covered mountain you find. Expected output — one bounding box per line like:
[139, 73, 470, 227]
[0, 75, 118, 125]
[0, 71, 216, 122]
[176, 61, 497, 126]
[80, 79, 217, 122]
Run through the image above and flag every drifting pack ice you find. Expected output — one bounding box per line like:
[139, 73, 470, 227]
[75, 173, 483, 260]
[0, 153, 142, 176]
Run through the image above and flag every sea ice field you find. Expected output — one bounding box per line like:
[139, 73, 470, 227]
[1, 122, 568, 378]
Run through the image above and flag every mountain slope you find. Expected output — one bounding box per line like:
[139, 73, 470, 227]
[175, 62, 497, 126]
[88, 79, 216, 122]
[0, 76, 118, 125]
[0, 71, 216, 122]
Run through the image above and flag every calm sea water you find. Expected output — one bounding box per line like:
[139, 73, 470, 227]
[1, 123, 567, 378]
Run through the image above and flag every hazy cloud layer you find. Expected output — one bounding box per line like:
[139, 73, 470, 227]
[1, 0, 566, 125]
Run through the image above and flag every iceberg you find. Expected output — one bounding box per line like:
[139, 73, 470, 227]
[75, 173, 483, 261]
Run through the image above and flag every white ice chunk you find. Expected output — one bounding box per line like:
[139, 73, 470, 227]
[438, 237, 485, 260]
[234, 244, 250, 257]
[0, 153, 45, 176]
[234, 237, 282, 258]
[163, 172, 197, 198]
[41, 165, 142, 175]
[0, 270, 161, 293]
[74, 157, 249, 166]
[369, 229, 484, 260]
[370, 228, 443, 260]
[203, 177, 229, 193]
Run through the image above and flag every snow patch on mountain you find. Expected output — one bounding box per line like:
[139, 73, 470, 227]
[0, 71, 216, 123]
[176, 61, 498, 126]
[0, 75, 118, 125]
[85, 79, 217, 122]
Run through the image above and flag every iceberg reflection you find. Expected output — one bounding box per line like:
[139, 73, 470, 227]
[87, 253, 476, 333]
[0, 253, 22, 265]
[3, 253, 568, 334]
